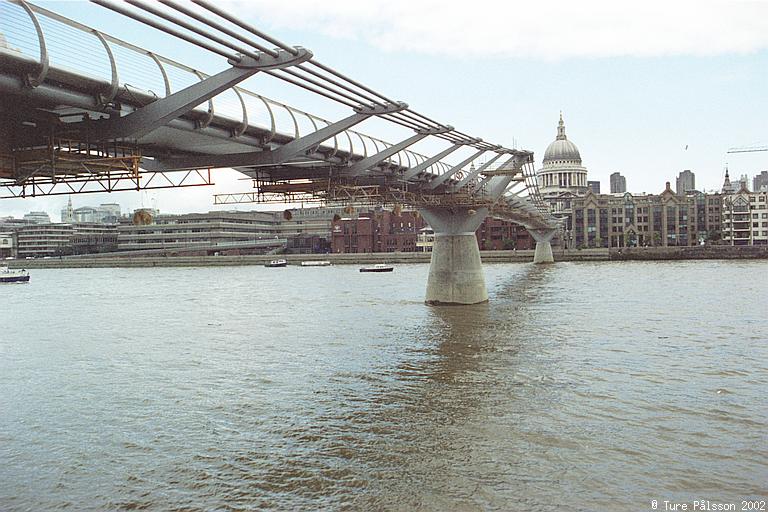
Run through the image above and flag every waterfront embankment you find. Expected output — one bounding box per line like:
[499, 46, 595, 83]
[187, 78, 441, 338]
[7, 245, 767, 269]
[610, 245, 768, 260]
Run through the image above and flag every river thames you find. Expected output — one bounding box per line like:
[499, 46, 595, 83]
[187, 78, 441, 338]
[1, 260, 766, 511]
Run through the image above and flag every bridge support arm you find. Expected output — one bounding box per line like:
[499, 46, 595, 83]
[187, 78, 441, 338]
[473, 154, 529, 200]
[85, 65, 258, 140]
[76, 49, 312, 141]
[400, 143, 463, 181]
[143, 102, 407, 170]
[424, 148, 486, 189]
[345, 126, 452, 177]
[450, 152, 505, 191]
[271, 102, 406, 164]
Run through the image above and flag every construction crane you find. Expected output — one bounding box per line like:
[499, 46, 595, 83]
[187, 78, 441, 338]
[727, 145, 768, 154]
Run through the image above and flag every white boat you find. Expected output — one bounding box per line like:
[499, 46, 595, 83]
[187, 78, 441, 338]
[0, 266, 30, 283]
[264, 259, 287, 268]
[300, 260, 331, 267]
[359, 263, 394, 273]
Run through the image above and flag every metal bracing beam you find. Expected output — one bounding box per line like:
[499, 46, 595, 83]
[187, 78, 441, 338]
[464, 155, 515, 195]
[142, 102, 406, 171]
[474, 154, 529, 200]
[450, 152, 506, 191]
[486, 176, 517, 200]
[400, 143, 467, 181]
[1, 167, 215, 199]
[71, 49, 312, 141]
[504, 191, 537, 213]
[344, 126, 452, 177]
[424, 148, 485, 189]
[492, 192, 558, 231]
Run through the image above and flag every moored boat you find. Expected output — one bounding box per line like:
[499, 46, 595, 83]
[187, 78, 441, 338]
[359, 263, 393, 273]
[264, 259, 288, 268]
[0, 266, 30, 283]
[300, 260, 331, 267]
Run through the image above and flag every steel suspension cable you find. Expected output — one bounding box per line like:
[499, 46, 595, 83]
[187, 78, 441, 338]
[191, 0, 295, 57]
[157, 0, 279, 57]
[89, 0, 239, 61]
[124, 0, 262, 61]
[275, 68, 379, 108]
[261, 71, 359, 109]
[90, 0, 520, 163]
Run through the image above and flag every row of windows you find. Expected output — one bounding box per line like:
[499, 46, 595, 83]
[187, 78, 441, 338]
[726, 231, 768, 238]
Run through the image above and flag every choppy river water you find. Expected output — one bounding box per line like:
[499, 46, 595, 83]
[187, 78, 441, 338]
[1, 260, 766, 511]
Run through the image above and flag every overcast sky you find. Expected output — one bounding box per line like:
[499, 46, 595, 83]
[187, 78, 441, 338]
[3, 0, 767, 220]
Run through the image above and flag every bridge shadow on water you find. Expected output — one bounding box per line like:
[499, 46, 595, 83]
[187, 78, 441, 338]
[343, 264, 569, 511]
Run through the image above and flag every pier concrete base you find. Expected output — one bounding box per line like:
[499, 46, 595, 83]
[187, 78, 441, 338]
[420, 207, 488, 305]
[530, 229, 556, 264]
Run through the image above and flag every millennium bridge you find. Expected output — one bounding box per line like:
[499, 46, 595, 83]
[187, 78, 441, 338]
[0, 0, 560, 304]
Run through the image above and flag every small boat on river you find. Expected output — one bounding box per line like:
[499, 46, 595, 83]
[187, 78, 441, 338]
[359, 263, 393, 273]
[300, 260, 331, 267]
[264, 259, 287, 268]
[0, 266, 30, 283]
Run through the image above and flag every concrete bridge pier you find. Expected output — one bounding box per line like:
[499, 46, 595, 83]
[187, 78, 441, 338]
[420, 207, 489, 305]
[529, 229, 557, 264]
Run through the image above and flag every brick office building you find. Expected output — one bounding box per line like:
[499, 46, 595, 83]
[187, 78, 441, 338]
[476, 217, 533, 250]
[332, 209, 532, 253]
[331, 210, 424, 253]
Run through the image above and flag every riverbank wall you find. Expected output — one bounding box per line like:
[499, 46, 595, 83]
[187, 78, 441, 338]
[7, 245, 767, 269]
[609, 245, 768, 261]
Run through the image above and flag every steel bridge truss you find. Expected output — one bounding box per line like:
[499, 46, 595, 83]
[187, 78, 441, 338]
[214, 174, 496, 210]
[0, 137, 213, 198]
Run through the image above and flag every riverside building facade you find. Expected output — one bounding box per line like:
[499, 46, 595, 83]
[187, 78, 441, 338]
[568, 183, 722, 248]
[332, 211, 532, 253]
[476, 218, 532, 250]
[0, 232, 13, 258]
[15, 224, 74, 257]
[13, 223, 117, 258]
[278, 206, 346, 254]
[722, 187, 768, 246]
[117, 211, 279, 253]
[331, 210, 424, 253]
